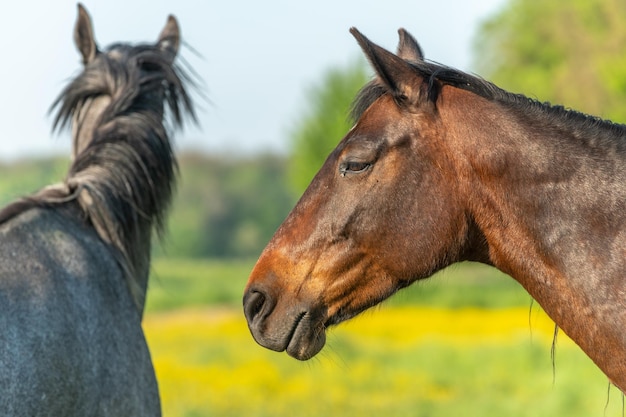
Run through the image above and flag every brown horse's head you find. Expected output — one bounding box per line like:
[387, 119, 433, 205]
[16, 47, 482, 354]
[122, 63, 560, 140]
[243, 29, 476, 360]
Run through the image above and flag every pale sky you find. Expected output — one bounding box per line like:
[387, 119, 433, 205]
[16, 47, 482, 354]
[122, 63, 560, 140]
[0, 0, 505, 161]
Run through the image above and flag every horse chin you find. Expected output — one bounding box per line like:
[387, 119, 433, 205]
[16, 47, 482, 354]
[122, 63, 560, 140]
[284, 303, 369, 360]
[284, 313, 327, 361]
[286, 333, 326, 360]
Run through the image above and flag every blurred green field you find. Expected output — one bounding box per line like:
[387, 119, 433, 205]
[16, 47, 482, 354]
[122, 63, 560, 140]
[145, 259, 622, 417]
[147, 258, 256, 312]
[146, 259, 532, 313]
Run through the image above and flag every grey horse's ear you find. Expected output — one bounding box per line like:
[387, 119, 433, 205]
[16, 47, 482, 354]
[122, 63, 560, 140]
[157, 15, 180, 61]
[74, 3, 98, 65]
[397, 28, 424, 62]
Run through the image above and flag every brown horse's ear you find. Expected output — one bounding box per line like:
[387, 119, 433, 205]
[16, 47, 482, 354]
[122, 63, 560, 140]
[157, 15, 180, 62]
[350, 27, 427, 110]
[74, 3, 98, 65]
[397, 28, 424, 62]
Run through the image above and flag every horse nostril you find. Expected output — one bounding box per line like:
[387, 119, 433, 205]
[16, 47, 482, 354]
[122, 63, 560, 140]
[243, 289, 268, 325]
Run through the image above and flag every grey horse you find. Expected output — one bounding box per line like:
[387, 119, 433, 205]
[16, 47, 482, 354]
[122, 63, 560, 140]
[0, 4, 195, 415]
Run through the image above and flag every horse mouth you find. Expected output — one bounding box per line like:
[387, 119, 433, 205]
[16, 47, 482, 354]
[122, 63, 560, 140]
[284, 309, 353, 360]
[285, 311, 327, 361]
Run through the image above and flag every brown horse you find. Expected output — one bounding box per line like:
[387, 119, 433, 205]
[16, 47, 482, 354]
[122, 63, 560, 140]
[243, 28, 626, 392]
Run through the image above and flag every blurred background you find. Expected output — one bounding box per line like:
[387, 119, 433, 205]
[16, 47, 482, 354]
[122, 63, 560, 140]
[3, 0, 626, 415]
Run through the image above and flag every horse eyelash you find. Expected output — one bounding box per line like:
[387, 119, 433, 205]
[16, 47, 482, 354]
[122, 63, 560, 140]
[340, 162, 371, 177]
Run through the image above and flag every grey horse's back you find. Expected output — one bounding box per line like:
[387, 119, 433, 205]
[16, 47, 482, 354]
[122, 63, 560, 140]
[0, 207, 159, 416]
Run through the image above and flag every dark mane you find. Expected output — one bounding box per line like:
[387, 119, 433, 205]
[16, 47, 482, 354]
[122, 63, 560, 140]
[352, 60, 626, 141]
[0, 40, 195, 305]
[53, 42, 195, 135]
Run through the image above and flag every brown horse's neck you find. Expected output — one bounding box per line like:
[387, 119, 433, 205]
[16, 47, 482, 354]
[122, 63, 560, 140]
[443, 87, 626, 391]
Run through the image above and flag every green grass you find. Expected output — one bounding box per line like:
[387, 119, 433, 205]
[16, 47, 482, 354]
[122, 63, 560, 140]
[147, 258, 256, 313]
[388, 262, 531, 308]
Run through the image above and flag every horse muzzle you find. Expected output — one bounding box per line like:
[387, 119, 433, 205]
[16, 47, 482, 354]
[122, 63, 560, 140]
[243, 283, 327, 360]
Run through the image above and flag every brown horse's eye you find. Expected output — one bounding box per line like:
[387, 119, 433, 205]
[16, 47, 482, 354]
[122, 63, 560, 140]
[339, 161, 371, 177]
